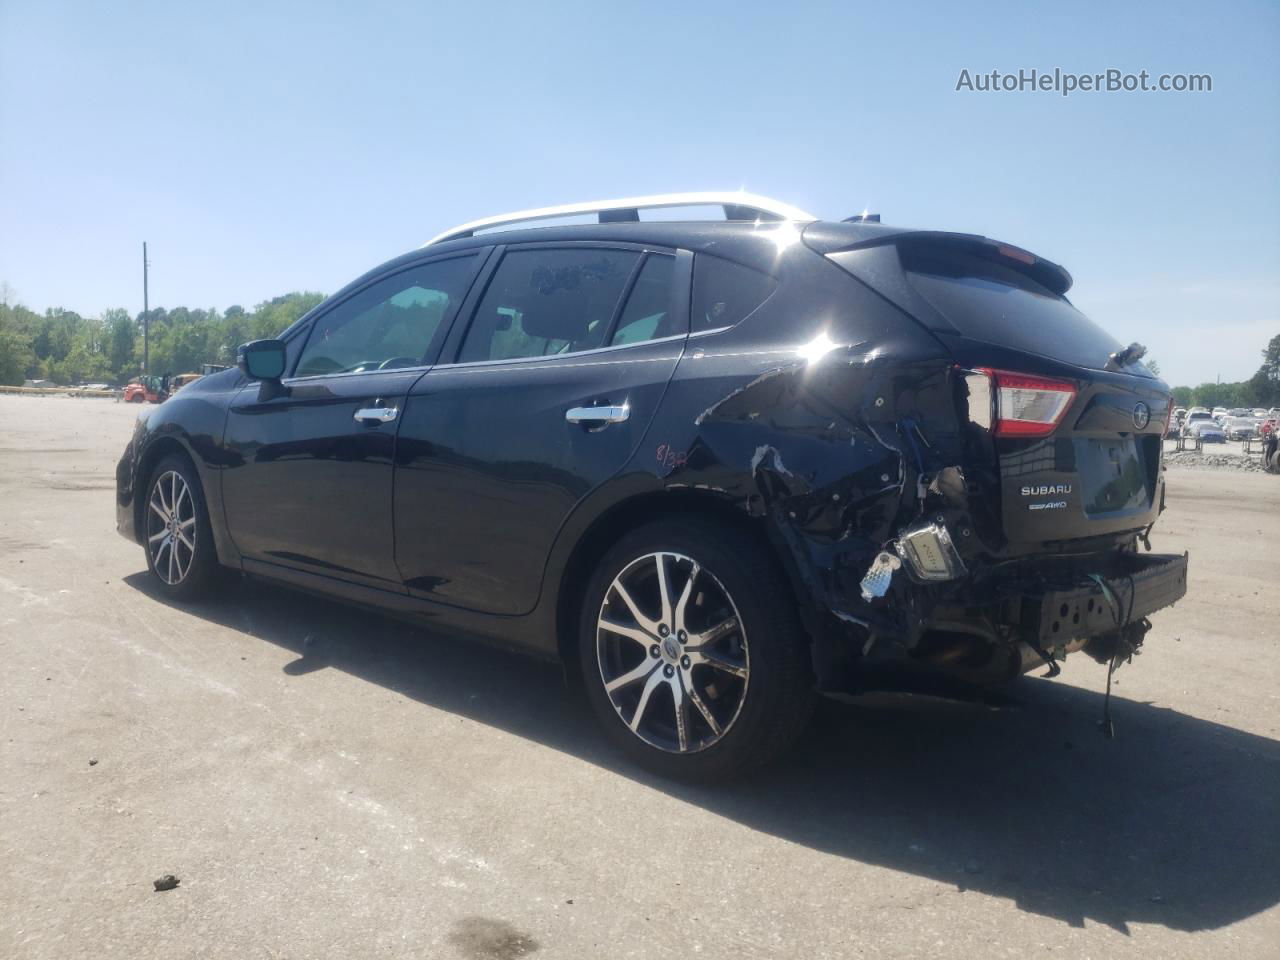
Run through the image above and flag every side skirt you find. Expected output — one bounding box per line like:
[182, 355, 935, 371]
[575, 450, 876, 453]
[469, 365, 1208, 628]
[239, 558, 559, 662]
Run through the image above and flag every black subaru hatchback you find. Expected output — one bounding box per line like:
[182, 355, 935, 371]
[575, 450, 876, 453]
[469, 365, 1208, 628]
[116, 192, 1188, 780]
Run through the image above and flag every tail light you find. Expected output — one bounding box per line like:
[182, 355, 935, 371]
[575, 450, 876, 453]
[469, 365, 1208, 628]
[974, 368, 1077, 437]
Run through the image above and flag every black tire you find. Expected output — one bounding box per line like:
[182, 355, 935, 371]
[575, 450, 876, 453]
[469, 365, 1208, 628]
[142, 453, 219, 601]
[577, 518, 814, 781]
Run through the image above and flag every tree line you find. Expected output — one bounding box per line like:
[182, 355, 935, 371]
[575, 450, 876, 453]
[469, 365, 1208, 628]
[1167, 333, 1280, 410]
[0, 287, 324, 387]
[1, 284, 1277, 407]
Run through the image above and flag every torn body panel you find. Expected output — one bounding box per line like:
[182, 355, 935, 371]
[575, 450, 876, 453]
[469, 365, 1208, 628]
[638, 258, 980, 687]
[627, 237, 1184, 696]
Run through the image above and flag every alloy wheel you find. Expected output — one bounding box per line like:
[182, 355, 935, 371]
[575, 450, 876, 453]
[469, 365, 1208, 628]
[147, 470, 197, 586]
[596, 551, 750, 753]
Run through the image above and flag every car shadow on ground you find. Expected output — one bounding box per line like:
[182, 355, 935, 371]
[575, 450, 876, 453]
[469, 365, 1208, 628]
[125, 572, 1280, 935]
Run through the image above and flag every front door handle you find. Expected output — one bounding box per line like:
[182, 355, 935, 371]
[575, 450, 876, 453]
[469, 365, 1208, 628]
[566, 404, 629, 425]
[354, 406, 398, 423]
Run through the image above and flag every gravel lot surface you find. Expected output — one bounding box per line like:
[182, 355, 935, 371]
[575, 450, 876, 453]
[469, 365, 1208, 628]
[1163, 439, 1272, 472]
[2, 395, 1278, 960]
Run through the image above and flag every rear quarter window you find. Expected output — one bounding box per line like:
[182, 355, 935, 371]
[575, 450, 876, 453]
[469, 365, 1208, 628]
[690, 255, 777, 333]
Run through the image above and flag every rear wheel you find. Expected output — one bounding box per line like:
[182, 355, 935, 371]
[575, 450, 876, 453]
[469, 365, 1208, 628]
[578, 519, 814, 781]
[143, 454, 217, 600]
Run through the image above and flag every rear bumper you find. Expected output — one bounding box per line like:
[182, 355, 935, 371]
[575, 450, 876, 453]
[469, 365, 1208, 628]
[1015, 552, 1189, 649]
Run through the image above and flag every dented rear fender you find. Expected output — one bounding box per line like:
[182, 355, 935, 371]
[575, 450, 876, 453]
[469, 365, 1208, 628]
[633, 277, 987, 665]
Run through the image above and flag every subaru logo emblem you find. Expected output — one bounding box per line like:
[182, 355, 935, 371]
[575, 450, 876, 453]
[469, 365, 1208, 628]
[1133, 402, 1150, 430]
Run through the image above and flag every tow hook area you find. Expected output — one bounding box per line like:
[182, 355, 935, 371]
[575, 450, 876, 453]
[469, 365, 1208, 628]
[1088, 617, 1152, 739]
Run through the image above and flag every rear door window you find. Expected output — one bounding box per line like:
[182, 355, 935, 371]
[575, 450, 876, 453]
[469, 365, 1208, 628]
[610, 253, 676, 346]
[690, 254, 777, 333]
[458, 248, 639, 362]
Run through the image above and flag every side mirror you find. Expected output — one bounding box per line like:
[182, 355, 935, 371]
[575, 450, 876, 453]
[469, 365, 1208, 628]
[237, 339, 286, 381]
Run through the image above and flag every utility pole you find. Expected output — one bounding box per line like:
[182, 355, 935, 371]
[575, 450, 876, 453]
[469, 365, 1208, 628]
[142, 242, 150, 374]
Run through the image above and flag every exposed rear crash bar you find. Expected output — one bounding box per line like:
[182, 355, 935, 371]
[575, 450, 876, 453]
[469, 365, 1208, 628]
[1017, 552, 1189, 648]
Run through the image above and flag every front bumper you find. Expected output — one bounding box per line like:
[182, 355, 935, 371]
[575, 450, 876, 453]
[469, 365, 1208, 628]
[115, 441, 140, 544]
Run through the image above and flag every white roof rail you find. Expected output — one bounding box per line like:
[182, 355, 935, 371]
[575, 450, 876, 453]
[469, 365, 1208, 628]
[424, 191, 818, 246]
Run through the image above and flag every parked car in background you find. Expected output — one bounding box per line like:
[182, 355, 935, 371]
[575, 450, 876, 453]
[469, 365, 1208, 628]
[1185, 410, 1214, 427]
[1187, 419, 1227, 443]
[68, 382, 116, 398]
[1224, 417, 1260, 440]
[114, 192, 1187, 779]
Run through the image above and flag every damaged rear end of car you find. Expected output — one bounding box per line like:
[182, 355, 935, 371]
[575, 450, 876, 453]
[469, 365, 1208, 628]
[655, 220, 1188, 705]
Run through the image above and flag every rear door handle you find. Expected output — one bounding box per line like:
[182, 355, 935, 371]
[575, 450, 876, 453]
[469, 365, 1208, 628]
[354, 407, 398, 423]
[566, 404, 629, 425]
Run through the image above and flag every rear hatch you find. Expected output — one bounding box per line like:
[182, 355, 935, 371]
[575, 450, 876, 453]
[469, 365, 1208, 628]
[812, 226, 1171, 550]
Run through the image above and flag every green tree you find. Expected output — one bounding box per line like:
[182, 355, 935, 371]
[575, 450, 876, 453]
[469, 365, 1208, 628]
[1249, 333, 1280, 406]
[50, 341, 111, 383]
[247, 292, 324, 342]
[0, 303, 37, 386]
[104, 308, 137, 382]
[3, 290, 329, 384]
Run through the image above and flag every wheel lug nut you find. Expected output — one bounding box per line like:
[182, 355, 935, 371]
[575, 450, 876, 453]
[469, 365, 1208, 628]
[658, 624, 670, 637]
[663, 665, 674, 678]
[681, 656, 690, 669]
[677, 630, 687, 643]
[649, 645, 660, 658]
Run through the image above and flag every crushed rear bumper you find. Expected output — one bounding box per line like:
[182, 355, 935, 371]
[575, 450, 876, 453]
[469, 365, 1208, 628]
[819, 550, 1189, 695]
[1014, 552, 1189, 650]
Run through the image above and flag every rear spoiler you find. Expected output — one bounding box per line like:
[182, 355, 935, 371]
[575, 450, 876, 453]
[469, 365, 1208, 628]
[803, 224, 1073, 296]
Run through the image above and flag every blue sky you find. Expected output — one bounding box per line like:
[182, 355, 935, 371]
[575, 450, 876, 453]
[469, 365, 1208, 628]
[2, 0, 1276, 387]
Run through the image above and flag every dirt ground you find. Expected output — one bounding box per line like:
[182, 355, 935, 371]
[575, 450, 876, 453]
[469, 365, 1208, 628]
[1, 394, 1277, 960]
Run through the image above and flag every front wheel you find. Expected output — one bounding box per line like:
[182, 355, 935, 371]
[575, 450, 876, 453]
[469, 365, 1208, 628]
[143, 454, 218, 600]
[578, 519, 814, 781]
